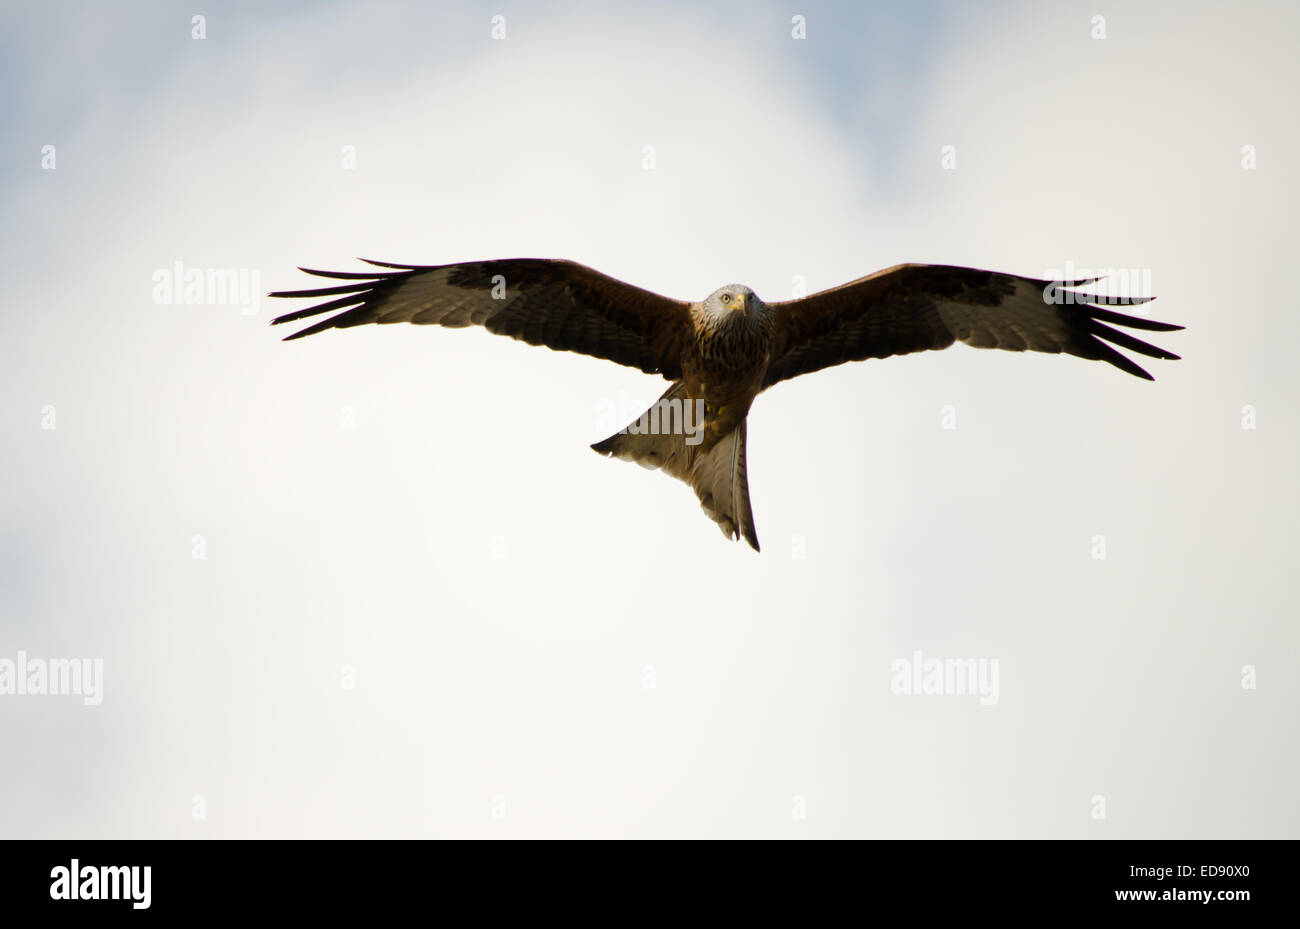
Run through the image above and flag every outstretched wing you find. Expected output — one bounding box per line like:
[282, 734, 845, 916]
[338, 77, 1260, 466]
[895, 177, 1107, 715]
[269, 258, 693, 378]
[763, 264, 1183, 386]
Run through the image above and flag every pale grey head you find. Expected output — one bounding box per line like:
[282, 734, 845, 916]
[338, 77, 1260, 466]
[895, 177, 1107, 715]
[693, 284, 769, 332]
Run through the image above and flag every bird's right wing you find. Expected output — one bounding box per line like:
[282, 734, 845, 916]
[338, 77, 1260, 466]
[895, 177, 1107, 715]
[270, 258, 694, 378]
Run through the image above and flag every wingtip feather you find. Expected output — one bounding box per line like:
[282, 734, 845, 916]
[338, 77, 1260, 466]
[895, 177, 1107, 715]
[358, 258, 421, 270]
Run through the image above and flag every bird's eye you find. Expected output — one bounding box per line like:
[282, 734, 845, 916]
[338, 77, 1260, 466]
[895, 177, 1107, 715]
[720, 294, 732, 304]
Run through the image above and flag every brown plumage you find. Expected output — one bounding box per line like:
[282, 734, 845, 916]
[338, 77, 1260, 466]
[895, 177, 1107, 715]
[270, 258, 1183, 551]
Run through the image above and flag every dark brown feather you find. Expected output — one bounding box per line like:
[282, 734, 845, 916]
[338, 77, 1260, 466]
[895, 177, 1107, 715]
[763, 264, 1183, 387]
[269, 258, 693, 378]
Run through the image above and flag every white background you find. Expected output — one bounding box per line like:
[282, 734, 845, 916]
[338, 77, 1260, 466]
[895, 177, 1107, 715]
[1, 0, 1295, 837]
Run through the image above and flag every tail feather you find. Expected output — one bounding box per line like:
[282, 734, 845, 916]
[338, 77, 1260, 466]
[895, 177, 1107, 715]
[591, 383, 759, 551]
[688, 420, 758, 551]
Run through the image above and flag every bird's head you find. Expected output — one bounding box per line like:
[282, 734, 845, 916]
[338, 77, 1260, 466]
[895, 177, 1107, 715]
[698, 284, 766, 330]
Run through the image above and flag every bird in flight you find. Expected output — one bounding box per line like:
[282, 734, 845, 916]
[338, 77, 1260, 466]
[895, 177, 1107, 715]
[270, 259, 1181, 551]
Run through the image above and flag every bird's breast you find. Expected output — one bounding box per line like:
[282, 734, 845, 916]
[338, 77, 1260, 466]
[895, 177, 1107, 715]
[683, 334, 769, 423]
[693, 319, 772, 371]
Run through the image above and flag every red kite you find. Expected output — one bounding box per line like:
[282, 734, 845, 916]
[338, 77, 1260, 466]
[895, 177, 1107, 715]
[271, 259, 1181, 551]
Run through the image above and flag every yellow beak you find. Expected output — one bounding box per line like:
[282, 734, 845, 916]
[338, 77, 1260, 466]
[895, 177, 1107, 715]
[734, 293, 748, 314]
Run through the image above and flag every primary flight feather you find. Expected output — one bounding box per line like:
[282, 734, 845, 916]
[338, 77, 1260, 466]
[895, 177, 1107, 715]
[270, 258, 1182, 551]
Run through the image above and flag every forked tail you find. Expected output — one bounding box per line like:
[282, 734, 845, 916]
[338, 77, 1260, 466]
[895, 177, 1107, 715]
[591, 382, 759, 551]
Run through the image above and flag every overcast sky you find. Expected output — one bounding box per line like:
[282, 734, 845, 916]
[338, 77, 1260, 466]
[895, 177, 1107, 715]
[2, 0, 1296, 838]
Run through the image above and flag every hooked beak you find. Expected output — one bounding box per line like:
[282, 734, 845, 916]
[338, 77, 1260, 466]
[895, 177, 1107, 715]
[734, 293, 748, 315]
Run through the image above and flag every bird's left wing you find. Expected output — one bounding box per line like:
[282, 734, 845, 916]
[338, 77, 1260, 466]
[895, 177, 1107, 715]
[763, 263, 1183, 386]
[270, 258, 693, 378]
